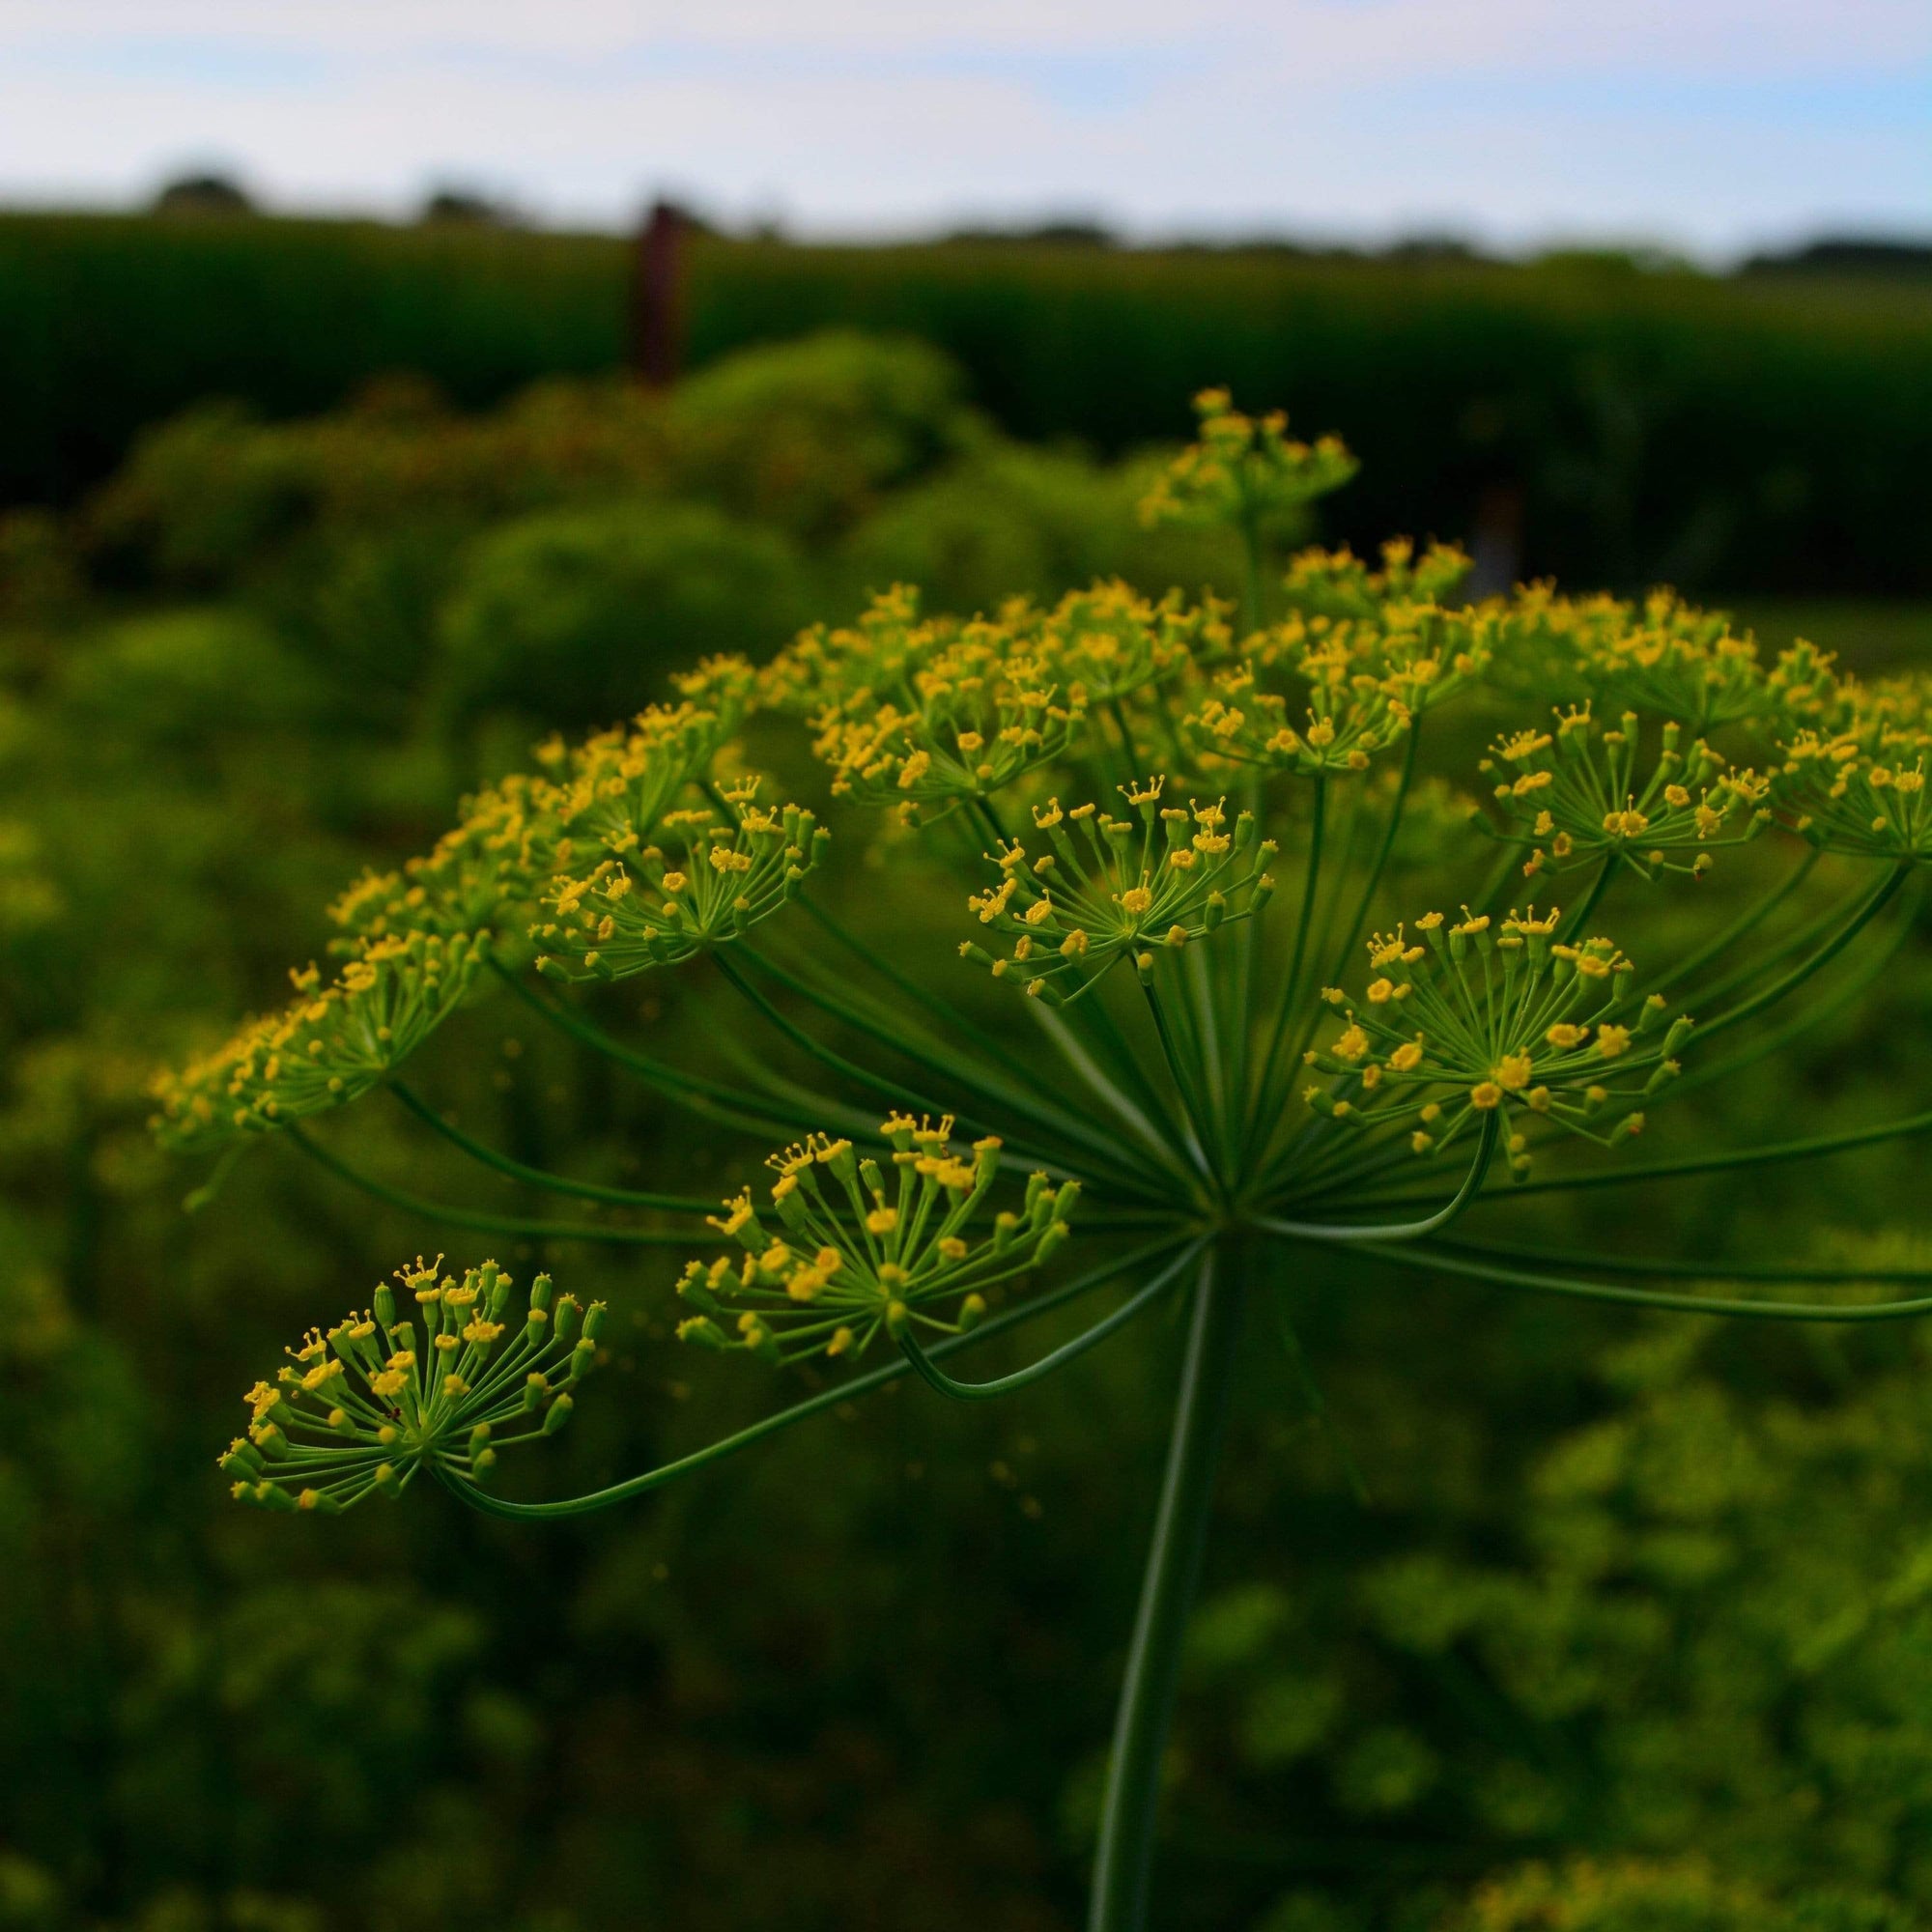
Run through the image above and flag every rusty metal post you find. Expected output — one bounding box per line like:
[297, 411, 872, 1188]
[630, 199, 686, 389]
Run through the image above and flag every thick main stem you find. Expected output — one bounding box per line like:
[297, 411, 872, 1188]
[1088, 1248, 1244, 1932]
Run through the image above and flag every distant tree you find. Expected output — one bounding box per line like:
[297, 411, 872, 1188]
[152, 172, 253, 216]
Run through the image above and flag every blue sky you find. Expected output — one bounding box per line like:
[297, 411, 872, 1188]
[4, 1, 1926, 258]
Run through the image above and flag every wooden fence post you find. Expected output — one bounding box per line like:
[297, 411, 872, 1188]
[630, 199, 686, 389]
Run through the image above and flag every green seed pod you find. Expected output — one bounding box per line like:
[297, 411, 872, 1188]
[542, 1393, 575, 1435]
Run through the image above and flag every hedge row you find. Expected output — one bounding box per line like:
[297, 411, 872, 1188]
[5, 213, 1931, 593]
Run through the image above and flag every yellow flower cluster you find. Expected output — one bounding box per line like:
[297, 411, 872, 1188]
[675, 1114, 1079, 1362]
[1492, 586, 1769, 731]
[811, 619, 1085, 814]
[1187, 602, 1487, 778]
[222, 1258, 602, 1512]
[1304, 908, 1690, 1176]
[1485, 704, 1771, 881]
[152, 929, 485, 1153]
[1279, 538, 1474, 620]
[531, 780, 827, 981]
[1139, 388, 1357, 535]
[960, 780, 1277, 1001]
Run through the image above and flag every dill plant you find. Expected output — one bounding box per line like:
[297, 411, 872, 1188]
[156, 389, 1932, 1930]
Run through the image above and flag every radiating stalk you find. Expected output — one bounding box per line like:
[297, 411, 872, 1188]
[1088, 1248, 1244, 1932]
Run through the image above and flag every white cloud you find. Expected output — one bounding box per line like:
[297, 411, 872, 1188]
[2, 0, 1926, 253]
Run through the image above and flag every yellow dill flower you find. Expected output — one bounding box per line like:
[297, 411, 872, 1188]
[151, 929, 486, 1153]
[531, 780, 827, 981]
[222, 1261, 602, 1513]
[1138, 390, 1357, 534]
[1484, 705, 1770, 881]
[675, 1114, 1077, 1364]
[1303, 905, 1688, 1174]
[959, 781, 1276, 1002]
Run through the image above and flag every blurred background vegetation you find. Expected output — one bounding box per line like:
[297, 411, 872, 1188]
[3, 219, 1932, 1930]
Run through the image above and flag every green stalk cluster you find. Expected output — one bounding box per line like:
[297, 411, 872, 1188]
[159, 387, 1932, 1932]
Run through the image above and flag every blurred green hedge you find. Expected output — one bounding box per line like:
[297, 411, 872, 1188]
[6, 216, 1932, 597]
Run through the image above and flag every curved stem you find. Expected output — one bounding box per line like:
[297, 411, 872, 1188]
[1322, 726, 1419, 994]
[738, 940, 1170, 1188]
[1255, 1115, 1497, 1243]
[1248, 778, 1327, 1138]
[797, 893, 1043, 1090]
[493, 961, 822, 1137]
[1650, 845, 1818, 997]
[1559, 853, 1620, 939]
[388, 1081, 714, 1212]
[896, 1238, 1206, 1401]
[1695, 864, 1906, 1042]
[439, 1236, 1189, 1520]
[1433, 1235, 1932, 1287]
[1339, 1102, 1932, 1207]
[285, 1122, 695, 1246]
[1369, 1239, 1932, 1322]
[1088, 1247, 1244, 1932]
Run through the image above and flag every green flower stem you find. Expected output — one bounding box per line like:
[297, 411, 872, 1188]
[1684, 869, 1879, 1012]
[798, 894, 1045, 1092]
[1347, 1099, 1932, 1208]
[1649, 845, 1820, 996]
[1373, 1239, 1932, 1323]
[1108, 696, 1146, 776]
[285, 1123, 695, 1246]
[1236, 503, 1266, 635]
[1434, 1234, 1932, 1287]
[1559, 852, 1621, 940]
[1695, 864, 1908, 1041]
[1321, 724, 1420, 993]
[1088, 1247, 1244, 1932]
[387, 1080, 716, 1213]
[1246, 777, 1327, 1143]
[1028, 1002, 1200, 1183]
[1471, 836, 1535, 917]
[714, 950, 1002, 1140]
[972, 794, 1011, 848]
[1139, 981, 1218, 1184]
[733, 943, 1175, 1193]
[1060, 980, 1205, 1169]
[896, 1238, 1208, 1401]
[1255, 1114, 1498, 1242]
[493, 962, 825, 1139]
[1668, 884, 1917, 1098]
[439, 1236, 1190, 1520]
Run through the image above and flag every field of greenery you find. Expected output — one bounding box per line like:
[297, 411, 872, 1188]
[7, 214, 1932, 598]
[5, 327, 1932, 1932]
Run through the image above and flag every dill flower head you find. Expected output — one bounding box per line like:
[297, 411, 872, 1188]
[1305, 908, 1690, 1176]
[328, 771, 562, 952]
[758, 582, 929, 718]
[222, 1258, 602, 1512]
[810, 620, 1084, 814]
[1774, 680, 1932, 862]
[960, 780, 1276, 1002]
[675, 1115, 1079, 1363]
[1486, 705, 1772, 881]
[531, 779, 826, 980]
[1034, 581, 1229, 707]
[1279, 538, 1474, 620]
[1139, 388, 1357, 534]
[152, 930, 485, 1152]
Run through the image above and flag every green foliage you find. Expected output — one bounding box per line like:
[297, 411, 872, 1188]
[8, 215, 1932, 595]
[437, 499, 811, 727]
[3, 329, 1932, 1932]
